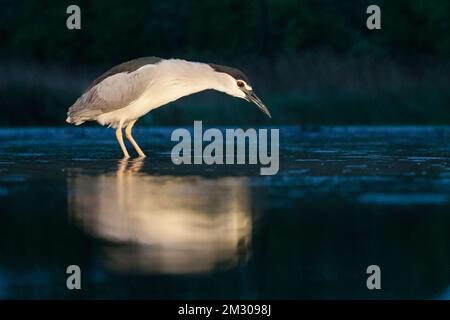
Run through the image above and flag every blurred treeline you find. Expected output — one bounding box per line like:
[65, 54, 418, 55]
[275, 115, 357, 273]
[0, 0, 449, 126]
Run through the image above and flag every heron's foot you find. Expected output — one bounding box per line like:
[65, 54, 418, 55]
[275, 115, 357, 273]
[137, 151, 146, 158]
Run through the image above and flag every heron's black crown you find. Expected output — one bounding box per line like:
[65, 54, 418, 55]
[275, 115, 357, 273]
[208, 63, 250, 85]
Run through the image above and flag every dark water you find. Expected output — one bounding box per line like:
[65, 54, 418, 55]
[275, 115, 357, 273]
[0, 126, 449, 299]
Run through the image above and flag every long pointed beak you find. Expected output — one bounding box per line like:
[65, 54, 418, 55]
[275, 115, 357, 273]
[245, 90, 271, 118]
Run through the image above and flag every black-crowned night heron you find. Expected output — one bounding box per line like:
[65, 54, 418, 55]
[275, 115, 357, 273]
[66, 57, 271, 158]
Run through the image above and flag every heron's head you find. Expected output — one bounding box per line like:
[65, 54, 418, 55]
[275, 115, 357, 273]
[209, 63, 271, 118]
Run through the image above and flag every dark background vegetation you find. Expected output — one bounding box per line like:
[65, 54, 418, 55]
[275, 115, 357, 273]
[0, 0, 449, 126]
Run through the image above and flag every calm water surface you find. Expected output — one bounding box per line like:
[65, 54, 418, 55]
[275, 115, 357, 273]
[0, 126, 449, 299]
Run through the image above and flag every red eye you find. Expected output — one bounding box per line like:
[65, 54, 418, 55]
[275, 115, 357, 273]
[237, 81, 244, 88]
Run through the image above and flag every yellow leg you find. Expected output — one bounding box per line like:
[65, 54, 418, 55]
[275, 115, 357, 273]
[116, 127, 130, 158]
[125, 120, 146, 158]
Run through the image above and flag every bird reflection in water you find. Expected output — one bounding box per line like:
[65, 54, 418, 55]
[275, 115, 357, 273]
[67, 159, 252, 274]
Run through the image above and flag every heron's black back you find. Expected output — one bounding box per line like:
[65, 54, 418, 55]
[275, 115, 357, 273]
[87, 56, 163, 91]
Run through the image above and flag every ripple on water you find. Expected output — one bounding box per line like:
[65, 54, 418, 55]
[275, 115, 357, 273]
[0, 174, 27, 182]
[295, 159, 322, 162]
[71, 158, 100, 161]
[407, 156, 449, 162]
[345, 164, 369, 169]
[17, 153, 46, 157]
[358, 193, 448, 205]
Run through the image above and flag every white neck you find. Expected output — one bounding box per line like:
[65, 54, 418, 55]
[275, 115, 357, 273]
[152, 59, 237, 96]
